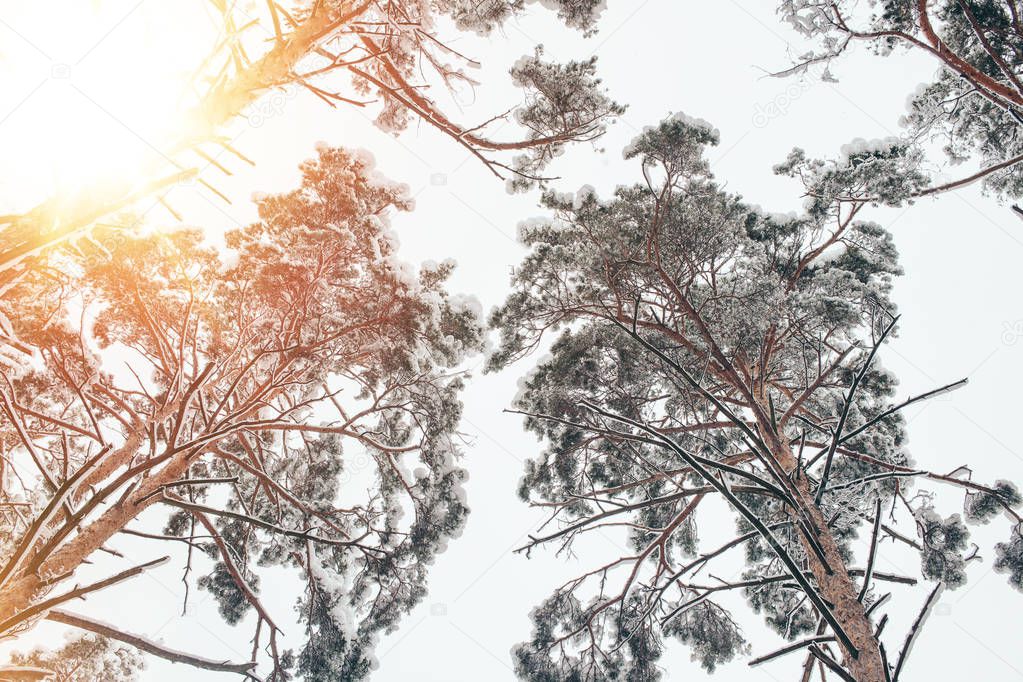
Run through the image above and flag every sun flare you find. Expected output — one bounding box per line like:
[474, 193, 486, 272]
[0, 1, 215, 213]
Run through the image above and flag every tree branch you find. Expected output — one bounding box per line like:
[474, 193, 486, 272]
[46, 609, 256, 675]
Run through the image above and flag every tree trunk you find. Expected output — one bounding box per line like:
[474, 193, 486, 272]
[770, 437, 887, 682]
[0, 445, 191, 634]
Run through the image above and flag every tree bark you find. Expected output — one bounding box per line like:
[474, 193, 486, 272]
[47, 609, 256, 674]
[0, 442, 192, 635]
[769, 435, 887, 682]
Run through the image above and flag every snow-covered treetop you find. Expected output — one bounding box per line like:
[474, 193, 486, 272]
[489, 114, 1023, 680]
[0, 147, 484, 680]
[278, 0, 626, 192]
[775, 1, 1023, 200]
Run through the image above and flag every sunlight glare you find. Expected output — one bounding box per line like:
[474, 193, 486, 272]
[0, 1, 216, 214]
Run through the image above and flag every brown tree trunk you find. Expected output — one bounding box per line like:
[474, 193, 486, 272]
[0, 444, 192, 634]
[770, 436, 887, 682]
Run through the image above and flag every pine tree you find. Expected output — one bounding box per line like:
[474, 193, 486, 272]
[490, 114, 1023, 681]
[776, 1, 1023, 203]
[0, 147, 484, 679]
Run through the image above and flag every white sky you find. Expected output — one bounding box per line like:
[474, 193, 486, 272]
[1, 1, 1023, 681]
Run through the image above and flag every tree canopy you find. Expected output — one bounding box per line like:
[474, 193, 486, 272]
[777, 1, 1023, 204]
[2, 3, 1022, 681]
[0, 147, 484, 680]
[491, 114, 1023, 681]
[6, 634, 143, 682]
[0, 0, 623, 285]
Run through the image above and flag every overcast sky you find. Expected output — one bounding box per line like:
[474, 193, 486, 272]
[1, 1, 1022, 680]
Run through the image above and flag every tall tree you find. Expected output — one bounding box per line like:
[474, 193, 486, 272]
[777, 1, 1023, 205]
[0, 146, 484, 679]
[490, 115, 1023, 681]
[0, 0, 623, 285]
